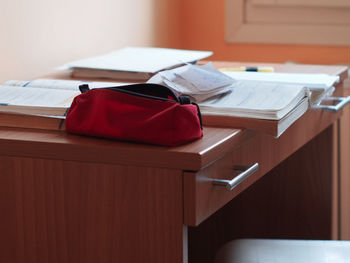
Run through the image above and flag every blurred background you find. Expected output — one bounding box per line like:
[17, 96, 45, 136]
[1, 0, 350, 82]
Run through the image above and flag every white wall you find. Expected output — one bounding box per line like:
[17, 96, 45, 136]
[0, 0, 163, 82]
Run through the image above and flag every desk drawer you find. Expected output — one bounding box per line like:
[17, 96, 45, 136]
[183, 140, 262, 227]
[183, 99, 342, 226]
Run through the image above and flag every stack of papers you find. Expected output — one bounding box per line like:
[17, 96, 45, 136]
[60, 47, 213, 80]
[147, 63, 235, 102]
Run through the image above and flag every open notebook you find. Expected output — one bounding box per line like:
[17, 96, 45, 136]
[0, 85, 77, 116]
[0, 72, 337, 137]
[0, 79, 130, 116]
[195, 70, 339, 137]
[199, 81, 308, 120]
[0, 79, 132, 131]
[199, 80, 309, 137]
[221, 71, 339, 105]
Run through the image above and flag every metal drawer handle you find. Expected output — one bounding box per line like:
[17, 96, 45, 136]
[314, 96, 350, 112]
[212, 163, 259, 191]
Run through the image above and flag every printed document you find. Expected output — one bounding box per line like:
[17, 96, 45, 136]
[222, 71, 339, 104]
[148, 63, 234, 102]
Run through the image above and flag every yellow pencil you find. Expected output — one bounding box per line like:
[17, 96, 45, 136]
[219, 66, 274, 72]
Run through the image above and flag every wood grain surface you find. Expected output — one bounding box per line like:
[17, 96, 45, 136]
[0, 157, 184, 263]
[0, 126, 249, 171]
[0, 62, 347, 263]
[188, 126, 337, 263]
[340, 87, 350, 239]
[184, 100, 342, 226]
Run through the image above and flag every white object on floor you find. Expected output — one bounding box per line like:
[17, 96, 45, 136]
[215, 239, 350, 263]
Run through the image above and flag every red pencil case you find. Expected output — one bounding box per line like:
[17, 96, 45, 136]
[65, 83, 203, 146]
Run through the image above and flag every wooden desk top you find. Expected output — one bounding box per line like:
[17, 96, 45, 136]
[0, 62, 347, 171]
[0, 126, 253, 171]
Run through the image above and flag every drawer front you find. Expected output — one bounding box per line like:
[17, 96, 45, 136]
[183, 105, 341, 226]
[183, 138, 262, 227]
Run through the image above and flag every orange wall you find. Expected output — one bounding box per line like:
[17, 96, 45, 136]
[178, 1, 350, 65]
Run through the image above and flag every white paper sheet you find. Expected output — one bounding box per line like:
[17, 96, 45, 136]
[4, 79, 132, 91]
[147, 63, 235, 102]
[199, 80, 309, 120]
[0, 85, 78, 107]
[61, 47, 213, 73]
[222, 71, 339, 90]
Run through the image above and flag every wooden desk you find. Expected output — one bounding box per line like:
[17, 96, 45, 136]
[0, 63, 348, 263]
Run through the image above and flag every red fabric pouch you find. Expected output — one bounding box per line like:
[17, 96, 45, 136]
[65, 83, 203, 146]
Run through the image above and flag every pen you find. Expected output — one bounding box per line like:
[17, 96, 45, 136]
[0, 103, 9, 106]
[219, 66, 274, 72]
